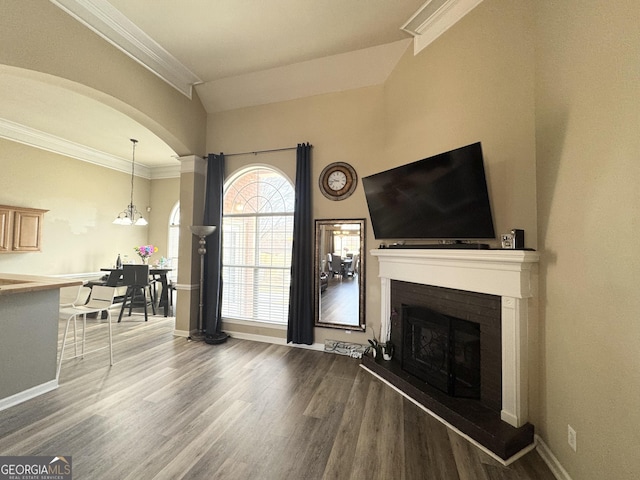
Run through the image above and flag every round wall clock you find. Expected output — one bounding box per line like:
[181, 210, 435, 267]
[319, 162, 358, 201]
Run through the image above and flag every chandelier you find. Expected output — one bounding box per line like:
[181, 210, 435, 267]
[113, 138, 148, 226]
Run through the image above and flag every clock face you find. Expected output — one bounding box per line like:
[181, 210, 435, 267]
[327, 171, 347, 191]
[319, 162, 357, 201]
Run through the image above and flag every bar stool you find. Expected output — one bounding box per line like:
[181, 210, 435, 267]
[57, 286, 116, 380]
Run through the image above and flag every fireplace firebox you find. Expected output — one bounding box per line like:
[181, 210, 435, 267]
[402, 305, 481, 399]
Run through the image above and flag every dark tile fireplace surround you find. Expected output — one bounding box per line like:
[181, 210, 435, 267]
[362, 280, 534, 460]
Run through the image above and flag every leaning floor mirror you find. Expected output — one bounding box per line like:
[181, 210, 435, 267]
[314, 219, 366, 331]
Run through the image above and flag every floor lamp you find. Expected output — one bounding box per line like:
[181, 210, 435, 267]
[189, 225, 216, 339]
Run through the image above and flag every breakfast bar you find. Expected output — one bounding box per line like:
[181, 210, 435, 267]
[0, 273, 82, 410]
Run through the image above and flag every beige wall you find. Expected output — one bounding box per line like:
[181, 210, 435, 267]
[535, 1, 640, 478]
[149, 177, 180, 260]
[385, 0, 537, 248]
[0, 139, 178, 276]
[207, 0, 538, 349]
[209, 86, 386, 345]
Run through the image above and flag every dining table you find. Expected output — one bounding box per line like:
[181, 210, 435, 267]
[100, 267, 173, 317]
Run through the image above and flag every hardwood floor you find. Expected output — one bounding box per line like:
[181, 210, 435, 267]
[0, 313, 556, 479]
[321, 274, 359, 327]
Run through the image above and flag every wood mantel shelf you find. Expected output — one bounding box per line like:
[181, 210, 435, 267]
[371, 248, 540, 299]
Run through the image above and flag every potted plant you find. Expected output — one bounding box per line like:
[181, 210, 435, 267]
[364, 324, 381, 359]
[366, 326, 394, 361]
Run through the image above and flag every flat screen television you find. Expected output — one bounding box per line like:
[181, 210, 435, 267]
[362, 142, 495, 240]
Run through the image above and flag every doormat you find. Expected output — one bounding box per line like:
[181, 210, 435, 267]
[324, 339, 366, 358]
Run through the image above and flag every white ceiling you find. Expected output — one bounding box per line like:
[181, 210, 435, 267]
[109, 0, 424, 82]
[1, 0, 470, 173]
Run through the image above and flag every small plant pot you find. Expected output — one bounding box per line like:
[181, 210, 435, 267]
[382, 342, 394, 361]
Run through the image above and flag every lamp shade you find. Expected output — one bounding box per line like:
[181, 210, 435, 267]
[190, 225, 216, 237]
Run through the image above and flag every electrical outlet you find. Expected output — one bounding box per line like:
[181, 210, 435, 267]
[568, 425, 577, 452]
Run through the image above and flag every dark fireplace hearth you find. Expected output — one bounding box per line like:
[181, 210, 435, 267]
[402, 305, 481, 399]
[362, 280, 534, 461]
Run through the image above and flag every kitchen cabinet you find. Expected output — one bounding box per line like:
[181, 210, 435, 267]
[0, 205, 48, 253]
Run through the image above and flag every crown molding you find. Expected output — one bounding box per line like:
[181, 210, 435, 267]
[402, 0, 484, 55]
[151, 164, 181, 180]
[177, 155, 206, 176]
[0, 118, 156, 179]
[49, 0, 201, 98]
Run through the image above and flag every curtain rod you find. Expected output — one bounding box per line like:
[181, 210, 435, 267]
[216, 146, 300, 158]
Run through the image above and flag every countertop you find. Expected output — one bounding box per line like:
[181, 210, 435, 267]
[0, 273, 82, 296]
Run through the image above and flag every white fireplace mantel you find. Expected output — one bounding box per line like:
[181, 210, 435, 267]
[371, 248, 540, 428]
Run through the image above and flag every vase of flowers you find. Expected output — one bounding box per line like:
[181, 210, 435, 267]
[135, 244, 158, 264]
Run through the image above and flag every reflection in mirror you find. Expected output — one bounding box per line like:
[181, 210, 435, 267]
[314, 219, 365, 331]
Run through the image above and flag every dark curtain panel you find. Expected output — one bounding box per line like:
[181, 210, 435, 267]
[287, 143, 314, 344]
[202, 153, 228, 344]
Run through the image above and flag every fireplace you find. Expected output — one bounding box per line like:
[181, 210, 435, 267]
[364, 248, 540, 462]
[391, 281, 503, 412]
[402, 304, 481, 399]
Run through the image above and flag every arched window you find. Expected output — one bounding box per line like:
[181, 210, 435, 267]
[222, 166, 295, 324]
[167, 202, 180, 282]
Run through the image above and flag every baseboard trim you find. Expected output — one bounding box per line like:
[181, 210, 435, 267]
[535, 435, 573, 480]
[173, 328, 325, 351]
[0, 380, 58, 412]
[226, 331, 324, 351]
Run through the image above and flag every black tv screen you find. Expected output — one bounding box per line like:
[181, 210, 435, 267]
[362, 142, 495, 240]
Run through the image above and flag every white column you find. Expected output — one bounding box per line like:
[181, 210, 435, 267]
[173, 155, 206, 337]
[379, 276, 391, 342]
[500, 296, 529, 427]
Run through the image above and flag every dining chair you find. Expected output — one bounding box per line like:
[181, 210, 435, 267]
[118, 264, 156, 322]
[331, 254, 343, 278]
[57, 285, 117, 380]
[167, 279, 177, 316]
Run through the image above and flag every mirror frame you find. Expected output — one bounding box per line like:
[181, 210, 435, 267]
[314, 218, 366, 331]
